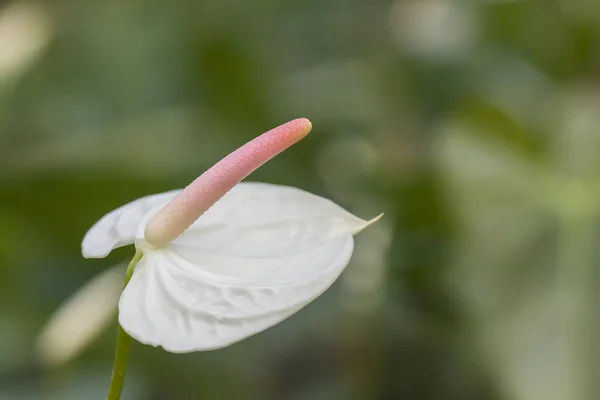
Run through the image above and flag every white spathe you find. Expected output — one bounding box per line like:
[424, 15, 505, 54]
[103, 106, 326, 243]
[82, 182, 380, 353]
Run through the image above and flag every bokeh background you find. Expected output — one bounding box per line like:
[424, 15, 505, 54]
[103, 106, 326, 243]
[1, 0, 600, 399]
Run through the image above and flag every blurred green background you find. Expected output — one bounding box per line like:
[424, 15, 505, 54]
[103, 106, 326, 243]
[2, 0, 600, 399]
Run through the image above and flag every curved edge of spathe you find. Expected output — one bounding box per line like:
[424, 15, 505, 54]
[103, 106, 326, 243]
[352, 213, 384, 235]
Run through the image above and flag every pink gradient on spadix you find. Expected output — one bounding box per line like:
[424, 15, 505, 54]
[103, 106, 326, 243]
[144, 118, 312, 248]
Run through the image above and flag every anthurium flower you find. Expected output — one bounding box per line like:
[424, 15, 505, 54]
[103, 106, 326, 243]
[82, 119, 381, 353]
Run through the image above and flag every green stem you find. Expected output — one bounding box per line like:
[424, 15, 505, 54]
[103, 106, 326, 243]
[106, 249, 143, 400]
[558, 212, 595, 400]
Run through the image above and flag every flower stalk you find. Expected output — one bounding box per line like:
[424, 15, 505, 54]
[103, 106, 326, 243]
[106, 249, 143, 400]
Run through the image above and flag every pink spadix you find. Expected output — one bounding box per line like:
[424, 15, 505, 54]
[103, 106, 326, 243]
[144, 118, 313, 248]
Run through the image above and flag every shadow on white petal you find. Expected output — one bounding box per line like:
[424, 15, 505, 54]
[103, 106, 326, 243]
[36, 264, 125, 367]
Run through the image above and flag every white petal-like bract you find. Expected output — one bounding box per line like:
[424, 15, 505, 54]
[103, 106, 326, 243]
[119, 234, 354, 352]
[81, 190, 179, 258]
[82, 182, 380, 352]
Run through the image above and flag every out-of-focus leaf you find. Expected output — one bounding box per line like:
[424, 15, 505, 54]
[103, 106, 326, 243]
[36, 264, 125, 367]
[0, 1, 52, 83]
[437, 92, 600, 400]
